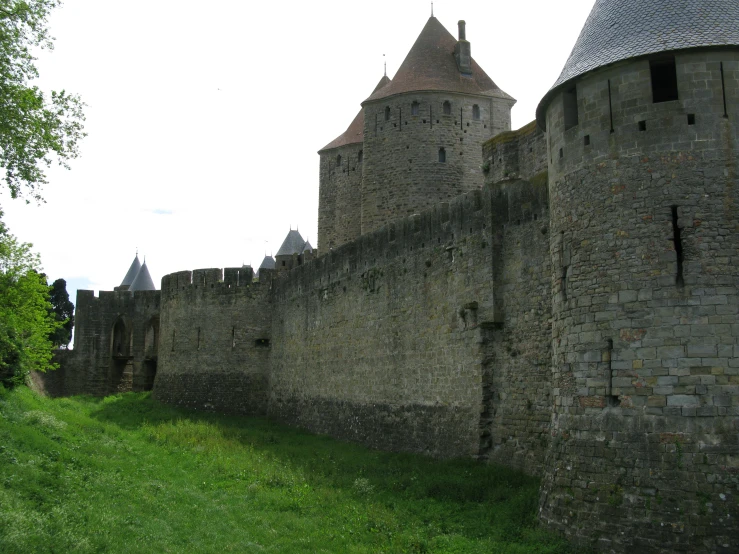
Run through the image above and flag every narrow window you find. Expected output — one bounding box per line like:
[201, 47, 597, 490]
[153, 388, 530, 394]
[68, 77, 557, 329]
[650, 57, 678, 103]
[606, 339, 620, 407]
[607, 79, 614, 133]
[720, 62, 729, 118]
[171, 330, 175, 352]
[438, 147, 446, 163]
[197, 327, 201, 350]
[443, 101, 451, 115]
[559, 147, 563, 159]
[336, 154, 342, 166]
[563, 86, 578, 130]
[281, 260, 286, 267]
[638, 120, 647, 132]
[358, 150, 363, 163]
[231, 327, 236, 348]
[671, 206, 684, 287]
[561, 265, 569, 301]
[687, 114, 695, 125]
[584, 135, 590, 146]
[411, 101, 419, 115]
[384, 106, 390, 121]
[472, 104, 480, 120]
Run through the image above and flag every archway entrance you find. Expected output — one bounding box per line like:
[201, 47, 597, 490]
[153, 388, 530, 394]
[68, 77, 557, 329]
[142, 318, 159, 391]
[110, 318, 133, 393]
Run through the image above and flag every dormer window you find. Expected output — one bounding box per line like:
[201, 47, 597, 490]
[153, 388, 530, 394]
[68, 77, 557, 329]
[411, 101, 419, 115]
[472, 104, 480, 120]
[443, 101, 451, 115]
[384, 106, 391, 121]
[438, 147, 446, 163]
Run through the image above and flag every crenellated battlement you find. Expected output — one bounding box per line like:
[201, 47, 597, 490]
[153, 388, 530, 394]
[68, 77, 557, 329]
[161, 266, 273, 299]
[279, 187, 492, 299]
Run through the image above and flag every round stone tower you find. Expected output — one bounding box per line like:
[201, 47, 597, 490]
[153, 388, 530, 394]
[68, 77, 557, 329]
[359, 17, 515, 236]
[318, 75, 390, 251]
[537, 0, 739, 551]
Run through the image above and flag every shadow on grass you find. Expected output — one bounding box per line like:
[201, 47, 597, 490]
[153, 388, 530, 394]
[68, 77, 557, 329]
[85, 392, 581, 552]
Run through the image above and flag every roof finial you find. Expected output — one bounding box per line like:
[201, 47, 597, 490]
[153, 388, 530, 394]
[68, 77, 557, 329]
[431, 1, 433, 17]
[383, 54, 386, 77]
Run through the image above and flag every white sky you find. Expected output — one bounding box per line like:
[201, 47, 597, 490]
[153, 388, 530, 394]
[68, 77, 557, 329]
[0, 0, 595, 297]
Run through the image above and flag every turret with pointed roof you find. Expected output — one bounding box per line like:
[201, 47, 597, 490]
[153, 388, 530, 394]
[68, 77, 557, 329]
[129, 261, 156, 292]
[318, 75, 391, 252]
[117, 254, 142, 291]
[114, 253, 157, 292]
[317, 15, 515, 248]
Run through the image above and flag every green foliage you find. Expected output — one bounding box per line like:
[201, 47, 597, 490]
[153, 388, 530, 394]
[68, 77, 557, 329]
[0, 0, 85, 202]
[0, 218, 60, 385]
[47, 277, 73, 346]
[0, 389, 583, 553]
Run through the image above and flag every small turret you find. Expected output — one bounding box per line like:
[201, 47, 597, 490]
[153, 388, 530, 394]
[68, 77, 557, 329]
[454, 20, 471, 75]
[116, 254, 141, 291]
[129, 261, 156, 292]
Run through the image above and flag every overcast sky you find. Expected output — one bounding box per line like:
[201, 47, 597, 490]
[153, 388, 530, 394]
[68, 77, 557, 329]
[0, 0, 595, 297]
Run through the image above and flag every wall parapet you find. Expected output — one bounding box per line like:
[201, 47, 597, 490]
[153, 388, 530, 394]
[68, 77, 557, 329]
[161, 266, 272, 299]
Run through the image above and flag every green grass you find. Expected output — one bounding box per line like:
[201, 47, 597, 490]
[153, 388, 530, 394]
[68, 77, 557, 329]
[0, 386, 577, 553]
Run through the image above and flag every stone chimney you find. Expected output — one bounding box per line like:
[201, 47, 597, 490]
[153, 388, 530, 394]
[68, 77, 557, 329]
[454, 20, 471, 75]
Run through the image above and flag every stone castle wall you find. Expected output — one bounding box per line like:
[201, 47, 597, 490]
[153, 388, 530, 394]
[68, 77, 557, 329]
[540, 51, 739, 552]
[36, 289, 161, 396]
[153, 266, 272, 415]
[318, 141, 363, 251]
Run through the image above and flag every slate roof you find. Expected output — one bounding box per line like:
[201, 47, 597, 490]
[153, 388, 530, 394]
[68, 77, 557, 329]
[537, 0, 739, 127]
[258, 255, 275, 270]
[319, 75, 391, 152]
[364, 17, 513, 103]
[302, 240, 314, 253]
[120, 254, 141, 287]
[129, 261, 156, 291]
[275, 230, 306, 257]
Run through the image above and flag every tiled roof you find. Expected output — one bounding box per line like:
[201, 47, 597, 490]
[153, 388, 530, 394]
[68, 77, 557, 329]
[319, 76, 391, 152]
[120, 254, 141, 287]
[537, 0, 739, 127]
[364, 17, 512, 103]
[129, 261, 156, 291]
[302, 240, 313, 253]
[258, 255, 275, 270]
[276, 230, 306, 257]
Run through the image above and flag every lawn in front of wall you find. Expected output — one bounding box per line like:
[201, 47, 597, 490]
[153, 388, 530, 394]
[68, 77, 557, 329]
[0, 386, 578, 553]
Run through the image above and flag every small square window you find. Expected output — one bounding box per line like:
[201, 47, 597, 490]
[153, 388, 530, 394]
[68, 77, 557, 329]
[638, 120, 647, 132]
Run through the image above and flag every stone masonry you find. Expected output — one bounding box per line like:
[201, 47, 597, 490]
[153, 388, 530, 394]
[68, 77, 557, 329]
[50, 4, 739, 552]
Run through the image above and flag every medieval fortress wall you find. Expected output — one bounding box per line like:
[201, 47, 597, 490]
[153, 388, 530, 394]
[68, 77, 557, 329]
[152, 266, 272, 415]
[45, 5, 739, 552]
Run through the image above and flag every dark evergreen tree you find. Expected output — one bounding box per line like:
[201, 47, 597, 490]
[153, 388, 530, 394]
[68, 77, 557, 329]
[48, 278, 73, 347]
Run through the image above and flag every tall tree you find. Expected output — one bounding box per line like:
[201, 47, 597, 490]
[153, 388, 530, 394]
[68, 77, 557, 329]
[48, 277, 72, 346]
[0, 0, 85, 202]
[0, 215, 61, 385]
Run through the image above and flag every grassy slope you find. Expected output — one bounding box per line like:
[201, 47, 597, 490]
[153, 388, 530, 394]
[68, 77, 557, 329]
[0, 387, 578, 553]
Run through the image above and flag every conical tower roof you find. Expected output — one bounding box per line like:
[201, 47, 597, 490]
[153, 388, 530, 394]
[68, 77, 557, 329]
[537, 0, 739, 127]
[319, 75, 391, 152]
[120, 254, 141, 287]
[364, 17, 512, 103]
[302, 240, 314, 253]
[129, 261, 156, 291]
[258, 255, 276, 270]
[275, 230, 306, 257]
